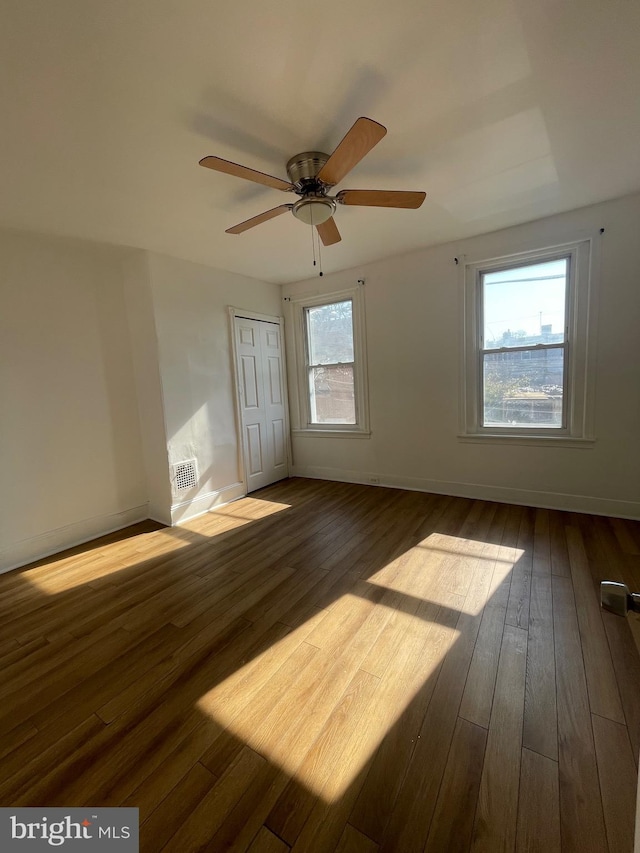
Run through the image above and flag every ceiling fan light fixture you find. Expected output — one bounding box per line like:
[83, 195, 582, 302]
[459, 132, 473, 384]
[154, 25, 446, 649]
[292, 196, 336, 226]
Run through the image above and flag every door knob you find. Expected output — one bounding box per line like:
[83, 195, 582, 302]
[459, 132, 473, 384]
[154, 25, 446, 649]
[600, 581, 640, 617]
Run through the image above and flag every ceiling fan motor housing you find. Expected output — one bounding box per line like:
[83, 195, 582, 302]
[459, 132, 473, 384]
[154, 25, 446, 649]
[286, 151, 331, 187]
[287, 151, 336, 225]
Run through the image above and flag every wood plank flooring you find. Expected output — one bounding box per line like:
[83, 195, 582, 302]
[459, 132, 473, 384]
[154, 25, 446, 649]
[1, 477, 640, 852]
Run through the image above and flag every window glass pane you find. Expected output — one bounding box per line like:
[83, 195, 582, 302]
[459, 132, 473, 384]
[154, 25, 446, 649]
[309, 364, 355, 424]
[483, 348, 564, 427]
[483, 259, 567, 349]
[306, 300, 354, 365]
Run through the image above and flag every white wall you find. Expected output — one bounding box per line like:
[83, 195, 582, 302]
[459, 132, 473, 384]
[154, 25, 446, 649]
[283, 192, 640, 518]
[145, 252, 281, 523]
[0, 228, 282, 570]
[122, 251, 173, 525]
[0, 229, 148, 571]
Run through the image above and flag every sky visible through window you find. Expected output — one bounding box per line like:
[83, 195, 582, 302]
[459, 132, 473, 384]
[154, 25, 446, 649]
[483, 258, 567, 345]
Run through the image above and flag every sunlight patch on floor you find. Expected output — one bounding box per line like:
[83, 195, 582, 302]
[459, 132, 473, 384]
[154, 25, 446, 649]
[206, 498, 292, 521]
[180, 498, 292, 536]
[367, 533, 523, 615]
[415, 532, 524, 562]
[24, 498, 291, 594]
[195, 590, 462, 801]
[20, 532, 179, 593]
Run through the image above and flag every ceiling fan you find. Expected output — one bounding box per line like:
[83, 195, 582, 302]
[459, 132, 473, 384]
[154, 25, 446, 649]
[199, 117, 426, 246]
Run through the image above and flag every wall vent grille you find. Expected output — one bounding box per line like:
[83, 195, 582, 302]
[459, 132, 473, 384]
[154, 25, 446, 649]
[173, 459, 198, 491]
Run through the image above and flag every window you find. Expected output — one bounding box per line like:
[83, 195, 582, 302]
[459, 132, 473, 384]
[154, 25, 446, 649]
[287, 286, 369, 435]
[306, 300, 356, 425]
[461, 239, 597, 444]
[481, 258, 567, 428]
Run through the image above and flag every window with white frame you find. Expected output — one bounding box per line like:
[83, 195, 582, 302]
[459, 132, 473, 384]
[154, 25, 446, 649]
[288, 286, 369, 435]
[461, 239, 597, 443]
[306, 299, 356, 424]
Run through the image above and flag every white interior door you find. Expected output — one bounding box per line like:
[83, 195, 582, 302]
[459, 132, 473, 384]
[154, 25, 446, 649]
[235, 316, 288, 492]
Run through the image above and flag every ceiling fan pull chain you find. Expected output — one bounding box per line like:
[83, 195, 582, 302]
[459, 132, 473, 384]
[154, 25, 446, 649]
[308, 205, 323, 275]
[310, 207, 317, 268]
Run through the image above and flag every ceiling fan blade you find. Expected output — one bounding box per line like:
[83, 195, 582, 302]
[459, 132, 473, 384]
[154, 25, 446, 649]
[316, 217, 341, 246]
[317, 117, 387, 187]
[225, 205, 292, 235]
[199, 156, 294, 192]
[337, 189, 426, 209]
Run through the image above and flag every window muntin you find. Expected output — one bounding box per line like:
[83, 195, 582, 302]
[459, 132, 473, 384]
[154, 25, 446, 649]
[305, 299, 356, 425]
[479, 257, 569, 429]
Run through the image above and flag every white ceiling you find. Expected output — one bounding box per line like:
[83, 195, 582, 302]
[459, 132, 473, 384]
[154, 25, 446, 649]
[1, 0, 639, 284]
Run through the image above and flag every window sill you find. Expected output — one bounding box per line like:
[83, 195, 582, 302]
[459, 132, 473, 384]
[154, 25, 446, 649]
[457, 433, 596, 448]
[292, 428, 372, 439]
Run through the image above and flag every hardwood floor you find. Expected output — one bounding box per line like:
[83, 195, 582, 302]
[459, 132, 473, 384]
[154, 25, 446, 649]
[1, 478, 639, 852]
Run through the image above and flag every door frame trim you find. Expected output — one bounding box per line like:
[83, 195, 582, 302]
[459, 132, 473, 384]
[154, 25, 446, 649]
[228, 306, 292, 495]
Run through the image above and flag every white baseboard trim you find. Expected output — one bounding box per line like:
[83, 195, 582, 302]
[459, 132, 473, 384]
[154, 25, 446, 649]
[171, 482, 246, 525]
[291, 466, 640, 519]
[0, 503, 151, 575]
